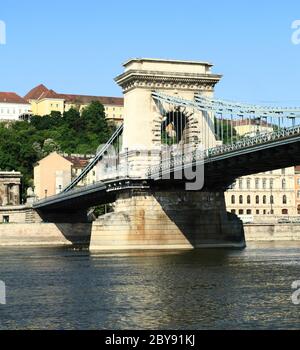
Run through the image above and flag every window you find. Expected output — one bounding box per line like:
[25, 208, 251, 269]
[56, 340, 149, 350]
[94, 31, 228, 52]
[247, 179, 251, 189]
[297, 191, 300, 199]
[256, 210, 260, 215]
[2, 216, 9, 223]
[282, 169, 286, 175]
[270, 210, 274, 215]
[231, 195, 235, 204]
[282, 179, 286, 190]
[263, 196, 267, 204]
[270, 195, 274, 204]
[256, 195, 259, 204]
[239, 209, 244, 215]
[262, 179, 267, 189]
[263, 210, 266, 215]
[270, 179, 274, 189]
[231, 210, 236, 214]
[239, 179, 243, 189]
[239, 195, 243, 204]
[247, 209, 252, 215]
[247, 195, 251, 204]
[298, 178, 300, 186]
[282, 209, 288, 215]
[283, 195, 287, 205]
[255, 178, 259, 189]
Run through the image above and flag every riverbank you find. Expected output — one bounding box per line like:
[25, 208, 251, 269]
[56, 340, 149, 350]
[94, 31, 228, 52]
[0, 222, 299, 247]
[0, 223, 92, 247]
[244, 223, 300, 241]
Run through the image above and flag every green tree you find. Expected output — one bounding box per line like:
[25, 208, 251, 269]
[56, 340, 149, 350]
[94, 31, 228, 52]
[0, 101, 115, 198]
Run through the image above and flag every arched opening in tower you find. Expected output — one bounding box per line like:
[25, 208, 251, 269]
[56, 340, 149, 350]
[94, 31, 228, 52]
[161, 109, 188, 145]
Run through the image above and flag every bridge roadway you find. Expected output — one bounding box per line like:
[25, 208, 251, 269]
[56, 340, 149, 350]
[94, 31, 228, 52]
[33, 126, 300, 219]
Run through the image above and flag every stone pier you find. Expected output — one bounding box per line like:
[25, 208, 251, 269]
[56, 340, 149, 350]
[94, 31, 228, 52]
[90, 190, 245, 251]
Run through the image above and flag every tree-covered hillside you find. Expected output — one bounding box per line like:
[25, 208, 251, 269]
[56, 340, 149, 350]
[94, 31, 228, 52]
[0, 101, 115, 197]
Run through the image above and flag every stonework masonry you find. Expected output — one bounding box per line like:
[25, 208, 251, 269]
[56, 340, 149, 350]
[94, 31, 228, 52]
[90, 190, 245, 251]
[0, 171, 22, 206]
[0, 223, 92, 247]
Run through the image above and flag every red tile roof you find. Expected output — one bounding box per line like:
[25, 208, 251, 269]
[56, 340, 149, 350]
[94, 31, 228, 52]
[24, 84, 124, 106]
[59, 93, 124, 106]
[63, 155, 92, 168]
[0, 92, 29, 104]
[24, 84, 49, 101]
[232, 119, 273, 127]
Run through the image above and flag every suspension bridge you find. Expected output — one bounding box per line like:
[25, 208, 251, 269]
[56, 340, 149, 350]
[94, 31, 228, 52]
[33, 58, 300, 251]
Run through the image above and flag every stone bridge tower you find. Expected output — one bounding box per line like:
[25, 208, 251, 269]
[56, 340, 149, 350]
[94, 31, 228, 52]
[90, 59, 245, 251]
[115, 59, 222, 175]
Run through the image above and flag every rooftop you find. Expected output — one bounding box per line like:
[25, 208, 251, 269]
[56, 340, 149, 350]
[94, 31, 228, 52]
[0, 92, 29, 105]
[24, 84, 124, 106]
[123, 58, 214, 67]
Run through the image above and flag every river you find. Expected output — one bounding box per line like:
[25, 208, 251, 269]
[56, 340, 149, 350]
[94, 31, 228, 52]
[0, 242, 299, 330]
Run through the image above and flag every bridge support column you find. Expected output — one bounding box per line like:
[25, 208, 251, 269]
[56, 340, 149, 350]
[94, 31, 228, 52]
[90, 190, 245, 251]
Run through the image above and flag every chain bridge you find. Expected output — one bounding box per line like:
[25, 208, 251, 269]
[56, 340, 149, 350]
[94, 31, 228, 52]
[33, 59, 300, 251]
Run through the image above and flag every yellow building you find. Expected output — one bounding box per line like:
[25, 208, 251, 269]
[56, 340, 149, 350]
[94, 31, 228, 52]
[225, 167, 297, 218]
[34, 152, 96, 200]
[24, 84, 124, 124]
[232, 119, 274, 137]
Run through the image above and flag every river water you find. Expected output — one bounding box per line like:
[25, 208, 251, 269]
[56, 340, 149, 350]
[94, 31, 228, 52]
[0, 242, 299, 330]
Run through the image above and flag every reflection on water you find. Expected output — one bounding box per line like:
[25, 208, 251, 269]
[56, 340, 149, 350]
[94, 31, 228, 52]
[0, 242, 299, 330]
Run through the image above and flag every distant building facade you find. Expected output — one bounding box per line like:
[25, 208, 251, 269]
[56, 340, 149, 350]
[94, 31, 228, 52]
[0, 171, 22, 206]
[295, 166, 300, 215]
[24, 84, 124, 124]
[34, 152, 96, 200]
[0, 92, 31, 121]
[232, 119, 274, 138]
[225, 167, 296, 217]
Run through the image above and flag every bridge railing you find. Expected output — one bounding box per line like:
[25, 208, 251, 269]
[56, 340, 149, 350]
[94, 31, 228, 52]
[147, 125, 300, 177]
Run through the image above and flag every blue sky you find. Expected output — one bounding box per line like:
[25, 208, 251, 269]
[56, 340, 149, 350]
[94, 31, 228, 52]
[0, 0, 300, 104]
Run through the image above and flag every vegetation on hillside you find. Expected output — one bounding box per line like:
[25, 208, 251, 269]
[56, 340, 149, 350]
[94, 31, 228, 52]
[0, 101, 115, 198]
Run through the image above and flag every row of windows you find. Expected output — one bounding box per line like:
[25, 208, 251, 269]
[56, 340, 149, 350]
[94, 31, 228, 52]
[233, 178, 287, 190]
[0, 108, 29, 115]
[231, 209, 289, 215]
[231, 195, 288, 205]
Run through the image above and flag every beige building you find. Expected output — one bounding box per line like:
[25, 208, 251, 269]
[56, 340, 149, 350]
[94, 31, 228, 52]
[0, 92, 31, 122]
[232, 119, 274, 138]
[34, 152, 96, 200]
[0, 171, 22, 207]
[294, 166, 300, 215]
[225, 167, 296, 217]
[24, 84, 124, 124]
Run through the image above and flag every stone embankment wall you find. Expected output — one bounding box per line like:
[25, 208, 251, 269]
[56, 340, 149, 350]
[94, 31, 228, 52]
[0, 223, 92, 247]
[244, 224, 300, 241]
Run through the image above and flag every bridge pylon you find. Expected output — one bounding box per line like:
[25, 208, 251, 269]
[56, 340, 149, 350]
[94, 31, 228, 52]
[89, 59, 245, 251]
[115, 58, 222, 177]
